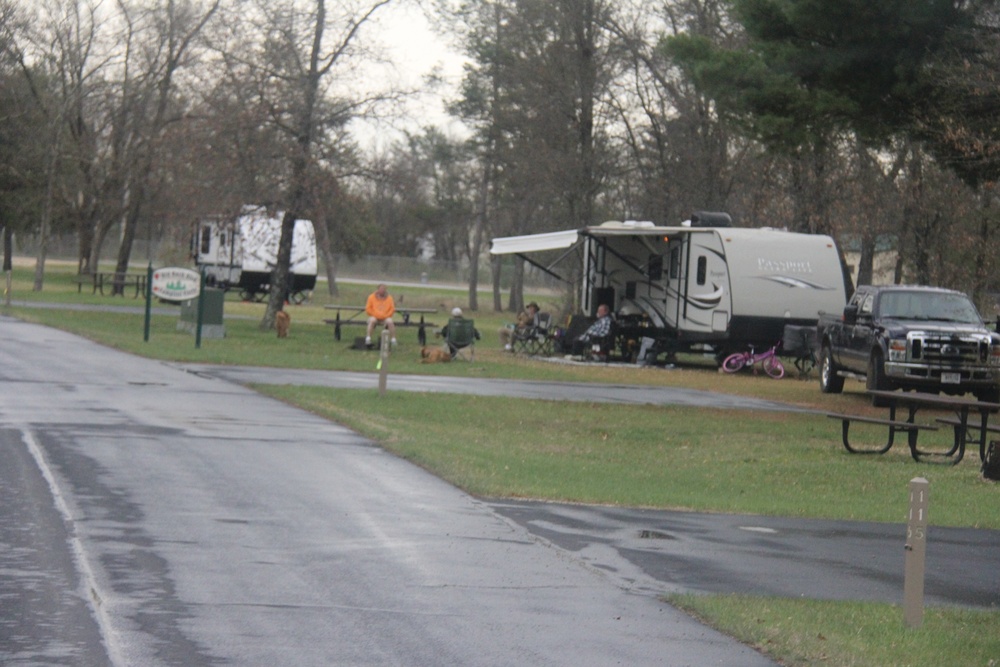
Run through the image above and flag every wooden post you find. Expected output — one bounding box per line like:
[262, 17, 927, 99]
[378, 329, 390, 396]
[904, 477, 929, 628]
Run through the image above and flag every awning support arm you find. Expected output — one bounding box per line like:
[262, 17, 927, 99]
[593, 236, 649, 278]
[516, 252, 569, 283]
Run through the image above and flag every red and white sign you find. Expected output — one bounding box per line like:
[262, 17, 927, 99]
[152, 267, 201, 302]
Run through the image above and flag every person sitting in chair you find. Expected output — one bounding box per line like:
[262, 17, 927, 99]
[571, 304, 613, 356]
[498, 302, 539, 351]
[440, 307, 481, 358]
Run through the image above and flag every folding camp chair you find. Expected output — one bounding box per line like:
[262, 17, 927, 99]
[512, 311, 555, 356]
[444, 317, 477, 361]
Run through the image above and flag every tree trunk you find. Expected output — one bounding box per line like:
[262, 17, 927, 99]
[491, 254, 503, 311]
[856, 235, 875, 287]
[314, 214, 338, 297]
[112, 180, 149, 294]
[91, 219, 113, 274]
[507, 256, 524, 313]
[77, 217, 94, 275]
[33, 148, 57, 292]
[467, 185, 488, 311]
[971, 196, 992, 307]
[262, 210, 297, 330]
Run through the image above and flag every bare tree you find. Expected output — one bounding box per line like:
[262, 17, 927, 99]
[210, 0, 394, 329]
[107, 0, 221, 291]
[16, 0, 219, 289]
[450, 0, 623, 311]
[7, 0, 90, 288]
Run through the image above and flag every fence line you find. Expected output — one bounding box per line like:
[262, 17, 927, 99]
[14, 233, 562, 291]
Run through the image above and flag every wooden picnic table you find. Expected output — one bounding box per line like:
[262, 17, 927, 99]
[829, 390, 1000, 465]
[76, 271, 148, 298]
[323, 304, 437, 345]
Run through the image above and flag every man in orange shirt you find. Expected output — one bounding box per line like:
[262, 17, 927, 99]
[365, 283, 397, 347]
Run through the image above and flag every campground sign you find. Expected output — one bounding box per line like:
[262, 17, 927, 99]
[151, 267, 201, 302]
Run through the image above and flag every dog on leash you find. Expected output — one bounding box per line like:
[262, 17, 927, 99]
[275, 310, 291, 338]
[420, 346, 451, 363]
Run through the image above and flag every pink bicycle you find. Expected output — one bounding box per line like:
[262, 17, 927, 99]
[722, 342, 785, 379]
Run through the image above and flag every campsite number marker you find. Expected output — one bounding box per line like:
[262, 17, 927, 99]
[904, 477, 929, 628]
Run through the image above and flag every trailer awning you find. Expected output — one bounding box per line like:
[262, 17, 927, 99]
[490, 229, 581, 255]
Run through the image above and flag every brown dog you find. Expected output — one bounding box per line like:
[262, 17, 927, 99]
[420, 346, 451, 363]
[275, 310, 290, 338]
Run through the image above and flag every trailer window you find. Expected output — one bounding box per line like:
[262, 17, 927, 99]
[670, 246, 680, 279]
[200, 226, 211, 254]
[696, 256, 707, 285]
[648, 255, 663, 281]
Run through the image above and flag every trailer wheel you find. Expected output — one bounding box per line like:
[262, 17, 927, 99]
[239, 288, 265, 302]
[819, 345, 844, 394]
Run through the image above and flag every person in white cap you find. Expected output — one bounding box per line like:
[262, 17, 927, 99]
[440, 306, 480, 357]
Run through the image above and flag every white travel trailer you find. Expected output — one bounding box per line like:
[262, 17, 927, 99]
[192, 205, 318, 302]
[490, 212, 850, 359]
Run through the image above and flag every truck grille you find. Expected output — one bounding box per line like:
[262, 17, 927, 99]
[910, 334, 989, 363]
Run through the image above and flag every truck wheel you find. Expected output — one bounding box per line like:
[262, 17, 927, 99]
[819, 345, 844, 394]
[867, 351, 893, 406]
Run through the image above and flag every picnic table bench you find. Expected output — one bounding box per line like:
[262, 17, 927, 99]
[323, 304, 437, 345]
[828, 390, 1000, 465]
[826, 412, 938, 456]
[73, 272, 95, 293]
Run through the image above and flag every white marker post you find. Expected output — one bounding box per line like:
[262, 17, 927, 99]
[904, 477, 929, 628]
[378, 329, 390, 396]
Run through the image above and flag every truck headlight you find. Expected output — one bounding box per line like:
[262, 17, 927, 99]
[888, 339, 907, 362]
[991, 345, 1000, 367]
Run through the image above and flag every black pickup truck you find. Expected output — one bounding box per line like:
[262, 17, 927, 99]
[818, 285, 1000, 403]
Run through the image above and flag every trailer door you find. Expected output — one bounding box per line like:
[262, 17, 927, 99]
[663, 236, 686, 330]
[666, 232, 731, 337]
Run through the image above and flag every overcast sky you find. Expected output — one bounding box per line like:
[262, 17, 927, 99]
[349, 2, 469, 150]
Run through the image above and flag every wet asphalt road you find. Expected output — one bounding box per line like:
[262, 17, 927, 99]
[489, 501, 1000, 609]
[175, 363, 812, 411]
[1, 315, 776, 666]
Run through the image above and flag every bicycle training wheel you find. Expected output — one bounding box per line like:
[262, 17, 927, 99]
[763, 355, 785, 379]
[722, 353, 747, 373]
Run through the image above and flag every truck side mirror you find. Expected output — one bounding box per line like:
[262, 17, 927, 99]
[843, 304, 858, 325]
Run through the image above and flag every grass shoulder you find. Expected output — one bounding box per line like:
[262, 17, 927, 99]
[669, 594, 999, 667]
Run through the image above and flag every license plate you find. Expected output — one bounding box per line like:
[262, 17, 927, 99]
[941, 372, 961, 384]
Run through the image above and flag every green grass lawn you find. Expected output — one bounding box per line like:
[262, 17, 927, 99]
[5, 262, 999, 667]
[254, 387, 999, 528]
